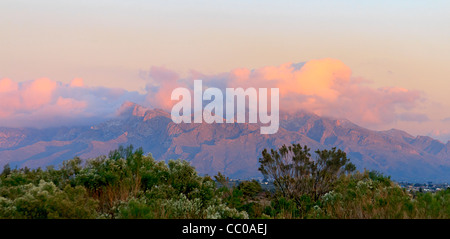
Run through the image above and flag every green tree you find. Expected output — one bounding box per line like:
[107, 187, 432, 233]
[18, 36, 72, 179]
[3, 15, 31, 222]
[0, 164, 11, 178]
[237, 180, 262, 199]
[258, 144, 356, 206]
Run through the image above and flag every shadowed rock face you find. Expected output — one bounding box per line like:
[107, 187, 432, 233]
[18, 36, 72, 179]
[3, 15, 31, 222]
[1, 102, 450, 182]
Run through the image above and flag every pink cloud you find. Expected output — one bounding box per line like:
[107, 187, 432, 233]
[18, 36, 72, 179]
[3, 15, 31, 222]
[0, 78, 19, 93]
[204, 58, 420, 127]
[20, 78, 57, 110]
[70, 78, 85, 88]
[0, 78, 82, 126]
[0, 78, 21, 117]
[0, 58, 424, 129]
[0, 77, 144, 128]
[182, 58, 421, 127]
[143, 66, 188, 110]
[55, 96, 87, 110]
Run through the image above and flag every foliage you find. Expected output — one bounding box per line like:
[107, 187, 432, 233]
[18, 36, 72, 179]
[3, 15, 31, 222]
[0, 180, 97, 219]
[258, 144, 355, 215]
[1, 144, 450, 219]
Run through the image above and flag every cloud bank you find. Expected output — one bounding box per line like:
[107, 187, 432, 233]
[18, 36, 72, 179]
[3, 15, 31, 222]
[0, 78, 144, 128]
[0, 58, 423, 129]
[141, 58, 422, 128]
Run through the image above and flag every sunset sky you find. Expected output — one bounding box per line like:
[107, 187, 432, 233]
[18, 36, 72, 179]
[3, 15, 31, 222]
[1, 1, 450, 141]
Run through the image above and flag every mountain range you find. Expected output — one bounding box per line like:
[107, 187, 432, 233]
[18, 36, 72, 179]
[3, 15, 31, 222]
[1, 101, 450, 182]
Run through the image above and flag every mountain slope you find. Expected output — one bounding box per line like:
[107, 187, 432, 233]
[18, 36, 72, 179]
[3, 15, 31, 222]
[0, 102, 449, 182]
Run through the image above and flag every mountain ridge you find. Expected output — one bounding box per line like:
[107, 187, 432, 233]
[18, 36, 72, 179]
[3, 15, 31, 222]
[1, 102, 449, 182]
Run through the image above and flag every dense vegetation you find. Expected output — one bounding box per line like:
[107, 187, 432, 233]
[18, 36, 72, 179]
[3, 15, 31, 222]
[0, 144, 449, 219]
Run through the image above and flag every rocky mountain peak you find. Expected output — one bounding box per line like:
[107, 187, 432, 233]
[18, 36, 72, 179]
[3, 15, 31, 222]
[116, 101, 150, 118]
[1, 103, 450, 182]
